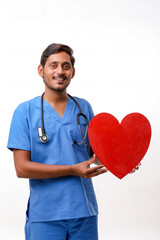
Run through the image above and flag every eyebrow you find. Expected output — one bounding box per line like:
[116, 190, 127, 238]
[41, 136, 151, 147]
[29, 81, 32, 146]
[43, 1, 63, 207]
[50, 61, 71, 65]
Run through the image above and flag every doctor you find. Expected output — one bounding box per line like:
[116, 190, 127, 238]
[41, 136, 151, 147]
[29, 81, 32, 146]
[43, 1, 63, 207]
[7, 43, 108, 240]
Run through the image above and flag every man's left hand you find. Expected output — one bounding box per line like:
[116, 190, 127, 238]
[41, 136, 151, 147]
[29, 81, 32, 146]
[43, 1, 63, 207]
[130, 163, 141, 174]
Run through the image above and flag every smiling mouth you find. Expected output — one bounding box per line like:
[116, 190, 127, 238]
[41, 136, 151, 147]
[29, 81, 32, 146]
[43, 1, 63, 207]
[54, 78, 65, 81]
[52, 75, 67, 81]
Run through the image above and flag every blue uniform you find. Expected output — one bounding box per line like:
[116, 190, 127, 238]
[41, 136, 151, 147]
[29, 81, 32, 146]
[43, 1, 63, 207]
[7, 96, 98, 223]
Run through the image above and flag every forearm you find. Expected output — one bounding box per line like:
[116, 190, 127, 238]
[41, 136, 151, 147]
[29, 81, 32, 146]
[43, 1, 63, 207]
[16, 160, 74, 179]
[14, 150, 107, 179]
[14, 150, 74, 179]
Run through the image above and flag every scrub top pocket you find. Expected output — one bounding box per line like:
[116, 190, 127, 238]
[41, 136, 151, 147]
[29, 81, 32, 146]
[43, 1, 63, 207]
[70, 119, 90, 156]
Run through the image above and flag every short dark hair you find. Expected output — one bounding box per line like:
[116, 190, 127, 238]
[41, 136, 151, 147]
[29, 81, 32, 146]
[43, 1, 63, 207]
[40, 43, 75, 67]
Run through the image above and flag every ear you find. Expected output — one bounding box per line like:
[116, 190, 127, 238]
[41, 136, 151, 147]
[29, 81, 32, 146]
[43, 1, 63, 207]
[38, 64, 44, 77]
[71, 67, 75, 78]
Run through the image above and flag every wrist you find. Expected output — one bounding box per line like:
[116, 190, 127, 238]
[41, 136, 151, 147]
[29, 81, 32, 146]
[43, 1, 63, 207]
[70, 164, 77, 176]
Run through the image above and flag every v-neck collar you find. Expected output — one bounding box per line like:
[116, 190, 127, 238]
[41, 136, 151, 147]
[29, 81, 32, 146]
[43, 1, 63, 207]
[41, 96, 72, 122]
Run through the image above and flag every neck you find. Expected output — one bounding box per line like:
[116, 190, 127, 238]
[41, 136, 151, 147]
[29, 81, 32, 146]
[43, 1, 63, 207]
[43, 87, 68, 104]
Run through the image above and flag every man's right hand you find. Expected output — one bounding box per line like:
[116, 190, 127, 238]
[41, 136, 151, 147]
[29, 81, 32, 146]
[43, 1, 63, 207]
[72, 154, 108, 179]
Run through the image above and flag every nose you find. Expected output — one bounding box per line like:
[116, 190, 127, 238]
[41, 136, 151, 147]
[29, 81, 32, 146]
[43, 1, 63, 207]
[56, 65, 64, 75]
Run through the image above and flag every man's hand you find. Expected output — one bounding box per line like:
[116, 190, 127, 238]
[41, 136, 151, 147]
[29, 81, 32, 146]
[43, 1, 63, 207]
[72, 154, 108, 179]
[94, 156, 102, 165]
[130, 163, 141, 174]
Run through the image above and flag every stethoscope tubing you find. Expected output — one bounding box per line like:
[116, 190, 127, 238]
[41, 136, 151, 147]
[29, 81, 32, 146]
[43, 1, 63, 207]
[39, 93, 89, 146]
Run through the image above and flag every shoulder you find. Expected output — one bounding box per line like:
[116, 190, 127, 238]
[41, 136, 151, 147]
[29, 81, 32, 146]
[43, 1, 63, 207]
[73, 96, 92, 108]
[14, 96, 40, 114]
[71, 96, 94, 119]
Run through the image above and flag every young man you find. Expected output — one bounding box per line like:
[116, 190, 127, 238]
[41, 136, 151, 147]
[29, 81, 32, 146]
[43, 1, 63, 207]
[7, 43, 108, 240]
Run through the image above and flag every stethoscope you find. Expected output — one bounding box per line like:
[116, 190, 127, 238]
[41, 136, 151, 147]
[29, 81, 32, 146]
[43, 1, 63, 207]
[38, 93, 89, 146]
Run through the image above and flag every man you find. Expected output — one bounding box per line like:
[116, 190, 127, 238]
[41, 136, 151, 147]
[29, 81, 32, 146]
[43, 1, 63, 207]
[7, 43, 108, 240]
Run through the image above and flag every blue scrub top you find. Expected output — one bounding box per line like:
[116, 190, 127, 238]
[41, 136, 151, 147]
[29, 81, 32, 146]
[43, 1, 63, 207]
[7, 96, 98, 222]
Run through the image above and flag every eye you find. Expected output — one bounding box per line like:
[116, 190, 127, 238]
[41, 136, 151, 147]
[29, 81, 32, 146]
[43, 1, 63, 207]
[51, 64, 57, 68]
[63, 64, 71, 70]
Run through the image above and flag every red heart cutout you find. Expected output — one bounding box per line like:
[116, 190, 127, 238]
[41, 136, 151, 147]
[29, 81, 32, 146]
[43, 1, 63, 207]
[88, 113, 151, 179]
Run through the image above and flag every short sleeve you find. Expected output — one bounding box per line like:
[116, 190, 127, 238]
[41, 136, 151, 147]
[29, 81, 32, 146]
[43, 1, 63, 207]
[7, 105, 31, 151]
[87, 102, 95, 122]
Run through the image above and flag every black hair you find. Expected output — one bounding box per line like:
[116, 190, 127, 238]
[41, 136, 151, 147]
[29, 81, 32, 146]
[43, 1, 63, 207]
[40, 43, 75, 67]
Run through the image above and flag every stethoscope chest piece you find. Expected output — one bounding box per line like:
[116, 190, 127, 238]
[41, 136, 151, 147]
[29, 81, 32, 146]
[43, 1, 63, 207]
[40, 134, 48, 143]
[38, 127, 49, 143]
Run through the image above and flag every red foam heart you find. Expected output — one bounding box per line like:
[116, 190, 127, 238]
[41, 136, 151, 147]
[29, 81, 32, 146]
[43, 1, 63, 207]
[88, 113, 151, 179]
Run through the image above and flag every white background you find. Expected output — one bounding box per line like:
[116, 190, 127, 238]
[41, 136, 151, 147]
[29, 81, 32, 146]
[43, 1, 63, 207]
[0, 0, 160, 239]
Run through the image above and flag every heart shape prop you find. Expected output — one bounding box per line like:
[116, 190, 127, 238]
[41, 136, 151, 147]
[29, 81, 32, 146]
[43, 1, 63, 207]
[88, 113, 151, 179]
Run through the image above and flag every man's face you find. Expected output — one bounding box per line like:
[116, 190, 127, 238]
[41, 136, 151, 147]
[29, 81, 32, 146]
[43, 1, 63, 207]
[38, 51, 75, 93]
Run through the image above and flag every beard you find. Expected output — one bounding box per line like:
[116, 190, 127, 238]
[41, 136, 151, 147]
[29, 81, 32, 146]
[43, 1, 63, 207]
[43, 75, 71, 92]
